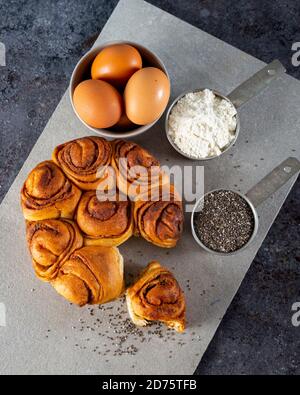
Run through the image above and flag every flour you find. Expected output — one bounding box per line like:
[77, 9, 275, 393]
[168, 89, 237, 158]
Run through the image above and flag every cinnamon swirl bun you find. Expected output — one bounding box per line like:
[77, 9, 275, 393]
[112, 140, 168, 200]
[76, 191, 133, 246]
[52, 136, 113, 191]
[126, 261, 186, 332]
[26, 219, 83, 282]
[51, 246, 124, 306]
[21, 160, 81, 221]
[133, 185, 183, 248]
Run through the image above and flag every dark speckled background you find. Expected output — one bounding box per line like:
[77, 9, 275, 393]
[0, 0, 299, 375]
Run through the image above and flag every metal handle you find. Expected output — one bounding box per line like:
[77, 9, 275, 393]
[246, 157, 300, 208]
[227, 60, 286, 109]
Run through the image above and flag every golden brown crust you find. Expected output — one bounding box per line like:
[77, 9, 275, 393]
[51, 246, 124, 306]
[21, 137, 185, 316]
[52, 136, 113, 191]
[21, 160, 82, 221]
[76, 191, 134, 247]
[26, 219, 83, 282]
[111, 139, 168, 200]
[126, 261, 185, 332]
[133, 185, 183, 248]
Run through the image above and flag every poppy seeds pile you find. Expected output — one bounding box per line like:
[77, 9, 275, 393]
[193, 190, 255, 253]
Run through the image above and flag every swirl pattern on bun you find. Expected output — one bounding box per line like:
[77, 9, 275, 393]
[26, 219, 83, 282]
[112, 140, 168, 199]
[21, 160, 81, 221]
[52, 136, 113, 191]
[76, 191, 133, 247]
[126, 261, 186, 332]
[133, 185, 183, 248]
[51, 246, 124, 306]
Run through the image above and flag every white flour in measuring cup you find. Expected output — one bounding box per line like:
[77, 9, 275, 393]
[168, 89, 237, 158]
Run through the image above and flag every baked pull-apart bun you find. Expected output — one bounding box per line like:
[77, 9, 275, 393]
[52, 136, 113, 191]
[51, 246, 124, 306]
[21, 160, 81, 220]
[26, 219, 83, 282]
[112, 139, 168, 200]
[76, 191, 133, 247]
[126, 261, 186, 332]
[133, 185, 183, 248]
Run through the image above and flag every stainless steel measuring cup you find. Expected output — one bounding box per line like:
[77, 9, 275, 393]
[165, 60, 286, 160]
[191, 157, 300, 255]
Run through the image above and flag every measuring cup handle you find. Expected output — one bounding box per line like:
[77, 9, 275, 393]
[227, 60, 286, 109]
[245, 157, 300, 208]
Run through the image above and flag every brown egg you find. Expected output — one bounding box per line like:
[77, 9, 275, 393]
[91, 44, 142, 88]
[73, 79, 122, 129]
[112, 111, 136, 132]
[124, 67, 170, 125]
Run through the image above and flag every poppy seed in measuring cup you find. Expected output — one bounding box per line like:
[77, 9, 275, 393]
[193, 190, 255, 253]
